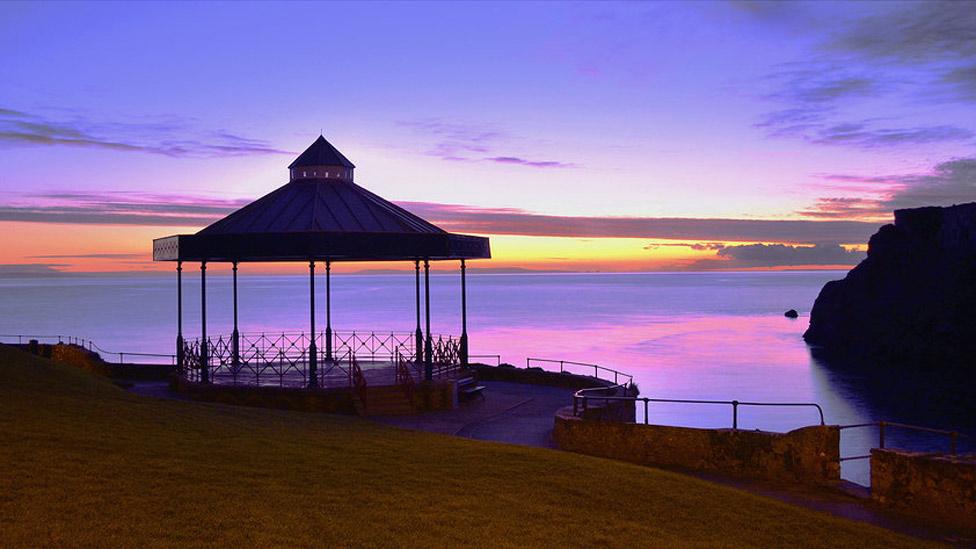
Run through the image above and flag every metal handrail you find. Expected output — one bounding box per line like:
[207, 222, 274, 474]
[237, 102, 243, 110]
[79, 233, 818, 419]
[527, 357, 633, 385]
[468, 354, 501, 366]
[572, 391, 826, 430]
[0, 333, 176, 365]
[838, 421, 969, 460]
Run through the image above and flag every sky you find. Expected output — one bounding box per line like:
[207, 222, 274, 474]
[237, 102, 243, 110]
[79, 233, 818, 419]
[1, 0, 974, 274]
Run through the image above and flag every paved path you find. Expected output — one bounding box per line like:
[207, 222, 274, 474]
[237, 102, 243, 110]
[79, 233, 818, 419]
[373, 381, 572, 447]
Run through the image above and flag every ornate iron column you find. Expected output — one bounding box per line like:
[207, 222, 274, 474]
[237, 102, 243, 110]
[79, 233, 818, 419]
[414, 260, 422, 363]
[176, 261, 183, 372]
[325, 259, 332, 363]
[460, 259, 468, 367]
[308, 260, 318, 388]
[231, 261, 240, 368]
[424, 259, 432, 380]
[200, 261, 209, 384]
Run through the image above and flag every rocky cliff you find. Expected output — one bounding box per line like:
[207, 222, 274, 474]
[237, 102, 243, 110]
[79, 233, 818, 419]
[804, 202, 976, 371]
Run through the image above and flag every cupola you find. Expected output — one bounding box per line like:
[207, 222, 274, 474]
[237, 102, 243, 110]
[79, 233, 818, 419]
[288, 135, 356, 182]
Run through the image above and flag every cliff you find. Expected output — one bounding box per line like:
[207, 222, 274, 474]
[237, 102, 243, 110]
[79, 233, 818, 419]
[804, 202, 976, 370]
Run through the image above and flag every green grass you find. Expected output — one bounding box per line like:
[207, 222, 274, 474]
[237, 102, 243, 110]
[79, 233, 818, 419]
[0, 345, 929, 547]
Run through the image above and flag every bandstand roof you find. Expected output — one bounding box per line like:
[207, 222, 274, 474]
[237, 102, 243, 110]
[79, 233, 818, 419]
[153, 136, 490, 263]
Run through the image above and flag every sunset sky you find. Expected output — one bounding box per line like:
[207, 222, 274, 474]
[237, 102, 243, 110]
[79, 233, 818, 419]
[1, 1, 974, 274]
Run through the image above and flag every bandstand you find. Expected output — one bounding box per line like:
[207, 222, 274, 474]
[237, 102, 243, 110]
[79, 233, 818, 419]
[152, 135, 490, 393]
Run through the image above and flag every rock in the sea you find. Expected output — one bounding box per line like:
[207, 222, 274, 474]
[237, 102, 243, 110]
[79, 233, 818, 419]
[784, 309, 799, 319]
[804, 202, 976, 370]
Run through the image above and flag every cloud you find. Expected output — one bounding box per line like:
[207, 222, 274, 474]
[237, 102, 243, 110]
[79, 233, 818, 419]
[0, 190, 880, 244]
[398, 118, 575, 169]
[485, 156, 575, 169]
[27, 253, 144, 259]
[400, 201, 878, 244]
[803, 156, 976, 219]
[688, 243, 865, 269]
[753, 3, 976, 147]
[0, 191, 247, 226]
[811, 122, 974, 148]
[0, 108, 289, 157]
[829, 1, 976, 64]
[0, 264, 70, 277]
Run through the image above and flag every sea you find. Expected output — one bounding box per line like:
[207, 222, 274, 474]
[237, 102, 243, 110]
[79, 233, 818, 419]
[1, 270, 971, 485]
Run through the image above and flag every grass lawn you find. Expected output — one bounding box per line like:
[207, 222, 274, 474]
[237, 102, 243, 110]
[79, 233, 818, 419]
[0, 345, 929, 547]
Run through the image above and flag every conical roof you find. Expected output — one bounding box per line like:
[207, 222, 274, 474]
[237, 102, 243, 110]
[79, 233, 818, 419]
[152, 136, 490, 262]
[198, 179, 444, 235]
[288, 135, 355, 169]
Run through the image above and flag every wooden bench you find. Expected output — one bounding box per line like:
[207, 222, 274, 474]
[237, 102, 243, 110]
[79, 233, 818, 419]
[457, 376, 486, 400]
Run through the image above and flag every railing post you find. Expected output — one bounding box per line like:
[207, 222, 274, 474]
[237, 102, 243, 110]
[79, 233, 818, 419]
[644, 399, 649, 424]
[559, 360, 564, 373]
[232, 261, 240, 369]
[423, 259, 432, 381]
[308, 260, 318, 389]
[459, 259, 468, 367]
[879, 421, 886, 449]
[732, 400, 739, 430]
[414, 260, 422, 364]
[200, 261, 209, 384]
[325, 259, 333, 363]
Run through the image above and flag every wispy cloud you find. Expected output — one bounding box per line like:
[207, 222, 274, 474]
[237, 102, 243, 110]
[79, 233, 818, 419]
[485, 156, 575, 168]
[0, 107, 289, 157]
[400, 201, 877, 244]
[27, 253, 145, 260]
[0, 191, 247, 226]
[398, 118, 575, 169]
[810, 123, 973, 148]
[0, 190, 879, 244]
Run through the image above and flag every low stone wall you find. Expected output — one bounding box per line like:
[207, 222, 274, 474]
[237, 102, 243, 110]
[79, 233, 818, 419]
[174, 379, 457, 416]
[871, 449, 976, 529]
[175, 381, 359, 414]
[553, 408, 840, 485]
[472, 364, 620, 391]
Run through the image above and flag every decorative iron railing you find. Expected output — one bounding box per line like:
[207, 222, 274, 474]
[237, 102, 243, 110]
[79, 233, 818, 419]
[394, 349, 416, 403]
[178, 330, 462, 389]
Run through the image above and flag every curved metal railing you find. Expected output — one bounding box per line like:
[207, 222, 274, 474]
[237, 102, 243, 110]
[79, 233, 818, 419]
[527, 357, 633, 385]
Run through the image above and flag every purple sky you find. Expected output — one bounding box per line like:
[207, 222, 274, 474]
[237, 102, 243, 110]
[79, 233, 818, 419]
[1, 1, 974, 272]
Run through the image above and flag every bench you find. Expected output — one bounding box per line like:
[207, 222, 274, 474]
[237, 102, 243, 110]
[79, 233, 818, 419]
[457, 376, 486, 400]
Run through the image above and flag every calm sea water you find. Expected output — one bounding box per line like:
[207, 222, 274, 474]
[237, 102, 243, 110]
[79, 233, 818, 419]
[1, 270, 970, 485]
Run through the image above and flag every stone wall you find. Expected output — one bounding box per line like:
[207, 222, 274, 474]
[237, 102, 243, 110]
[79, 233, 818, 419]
[553, 408, 840, 485]
[174, 379, 457, 416]
[871, 449, 976, 529]
[175, 381, 359, 414]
